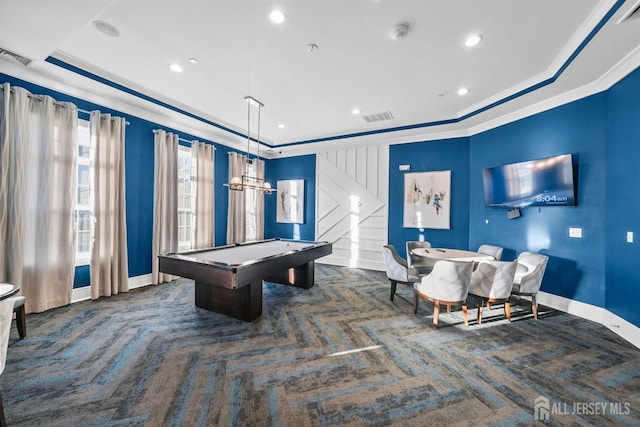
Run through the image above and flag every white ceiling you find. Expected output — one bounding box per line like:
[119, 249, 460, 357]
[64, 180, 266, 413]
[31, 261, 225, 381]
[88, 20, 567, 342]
[1, 0, 640, 155]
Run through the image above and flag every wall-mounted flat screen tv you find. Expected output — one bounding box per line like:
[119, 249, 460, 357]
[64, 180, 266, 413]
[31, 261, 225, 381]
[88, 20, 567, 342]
[482, 154, 576, 208]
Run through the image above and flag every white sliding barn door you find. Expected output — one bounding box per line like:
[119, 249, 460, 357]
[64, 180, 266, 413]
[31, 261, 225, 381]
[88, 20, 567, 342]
[316, 146, 388, 270]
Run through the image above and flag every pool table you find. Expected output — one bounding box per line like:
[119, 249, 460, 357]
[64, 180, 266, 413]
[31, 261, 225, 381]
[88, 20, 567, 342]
[158, 238, 332, 321]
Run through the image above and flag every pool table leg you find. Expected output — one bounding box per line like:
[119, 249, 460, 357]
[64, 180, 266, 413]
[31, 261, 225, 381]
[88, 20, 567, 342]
[264, 261, 315, 289]
[194, 280, 263, 322]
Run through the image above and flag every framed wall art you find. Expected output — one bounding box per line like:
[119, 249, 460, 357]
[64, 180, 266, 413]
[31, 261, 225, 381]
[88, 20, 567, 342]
[276, 179, 304, 224]
[403, 170, 451, 229]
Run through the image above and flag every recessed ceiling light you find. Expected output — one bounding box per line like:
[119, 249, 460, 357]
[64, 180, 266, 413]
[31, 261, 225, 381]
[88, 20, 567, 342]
[169, 63, 183, 73]
[270, 10, 285, 24]
[93, 20, 120, 37]
[189, 58, 198, 64]
[278, 124, 285, 129]
[457, 87, 470, 96]
[352, 108, 361, 115]
[465, 34, 483, 47]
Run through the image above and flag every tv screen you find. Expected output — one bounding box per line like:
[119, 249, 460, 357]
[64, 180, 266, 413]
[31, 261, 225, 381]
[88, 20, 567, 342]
[482, 154, 576, 208]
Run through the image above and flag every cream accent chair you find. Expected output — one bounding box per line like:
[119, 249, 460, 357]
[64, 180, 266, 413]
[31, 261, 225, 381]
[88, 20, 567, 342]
[11, 296, 26, 339]
[0, 297, 14, 425]
[468, 260, 518, 323]
[382, 245, 421, 302]
[405, 240, 433, 275]
[477, 244, 504, 261]
[476, 245, 504, 311]
[413, 260, 474, 328]
[512, 252, 549, 319]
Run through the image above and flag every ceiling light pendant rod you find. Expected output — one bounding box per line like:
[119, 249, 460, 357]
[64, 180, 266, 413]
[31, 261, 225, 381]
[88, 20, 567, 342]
[244, 96, 264, 159]
[246, 96, 252, 159]
[256, 100, 261, 160]
[223, 96, 271, 194]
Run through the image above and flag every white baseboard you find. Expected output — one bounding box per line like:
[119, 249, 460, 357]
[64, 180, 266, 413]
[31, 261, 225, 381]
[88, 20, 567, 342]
[71, 286, 91, 304]
[536, 291, 607, 324]
[538, 291, 640, 349]
[317, 256, 385, 271]
[129, 274, 152, 290]
[601, 310, 640, 350]
[71, 273, 152, 304]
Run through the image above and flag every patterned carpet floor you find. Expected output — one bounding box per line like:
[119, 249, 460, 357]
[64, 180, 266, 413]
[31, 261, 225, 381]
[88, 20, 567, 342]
[2, 265, 639, 426]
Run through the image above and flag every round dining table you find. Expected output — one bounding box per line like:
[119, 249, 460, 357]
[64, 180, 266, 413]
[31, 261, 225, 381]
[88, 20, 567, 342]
[411, 248, 495, 262]
[0, 283, 19, 301]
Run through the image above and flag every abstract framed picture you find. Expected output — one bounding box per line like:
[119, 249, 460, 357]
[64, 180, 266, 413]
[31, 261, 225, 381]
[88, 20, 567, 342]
[403, 170, 451, 229]
[276, 179, 304, 224]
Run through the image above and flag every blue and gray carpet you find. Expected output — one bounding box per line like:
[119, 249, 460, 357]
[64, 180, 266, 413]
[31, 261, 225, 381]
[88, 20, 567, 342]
[2, 265, 639, 426]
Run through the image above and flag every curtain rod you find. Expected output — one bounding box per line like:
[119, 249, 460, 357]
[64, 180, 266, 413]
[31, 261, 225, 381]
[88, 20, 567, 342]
[1, 85, 75, 109]
[153, 129, 216, 149]
[1, 86, 130, 124]
[78, 108, 130, 125]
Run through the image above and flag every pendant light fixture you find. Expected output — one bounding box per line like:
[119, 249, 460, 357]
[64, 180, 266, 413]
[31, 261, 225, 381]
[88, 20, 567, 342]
[225, 96, 273, 194]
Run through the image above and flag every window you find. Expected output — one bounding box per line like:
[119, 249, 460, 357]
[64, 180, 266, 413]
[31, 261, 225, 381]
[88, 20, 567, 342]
[177, 145, 196, 251]
[74, 129, 197, 261]
[75, 119, 92, 265]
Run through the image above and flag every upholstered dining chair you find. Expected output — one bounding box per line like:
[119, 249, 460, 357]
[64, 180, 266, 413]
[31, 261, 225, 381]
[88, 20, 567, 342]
[512, 252, 549, 319]
[477, 244, 504, 261]
[405, 240, 433, 275]
[11, 296, 26, 339]
[0, 296, 15, 426]
[468, 260, 518, 323]
[413, 260, 474, 328]
[382, 245, 421, 302]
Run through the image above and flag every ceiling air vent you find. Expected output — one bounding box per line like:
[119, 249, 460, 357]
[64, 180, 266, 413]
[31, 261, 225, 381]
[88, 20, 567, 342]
[0, 47, 33, 66]
[620, 1, 640, 23]
[362, 111, 394, 124]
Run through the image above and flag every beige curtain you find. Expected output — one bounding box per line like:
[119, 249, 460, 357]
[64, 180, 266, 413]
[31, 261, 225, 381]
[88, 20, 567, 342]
[226, 152, 246, 244]
[0, 83, 77, 313]
[193, 141, 215, 248]
[152, 130, 179, 284]
[253, 158, 265, 240]
[89, 111, 129, 299]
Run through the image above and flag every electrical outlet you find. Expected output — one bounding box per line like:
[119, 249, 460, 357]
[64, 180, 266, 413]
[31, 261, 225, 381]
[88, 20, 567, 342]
[569, 227, 582, 238]
[627, 231, 634, 243]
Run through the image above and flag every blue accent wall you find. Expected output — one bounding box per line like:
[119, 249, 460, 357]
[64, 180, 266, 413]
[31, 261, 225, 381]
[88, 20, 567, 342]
[388, 138, 470, 259]
[1, 73, 233, 288]
[469, 93, 608, 307]
[605, 67, 640, 326]
[5, 64, 640, 329]
[264, 155, 316, 241]
[213, 144, 234, 247]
